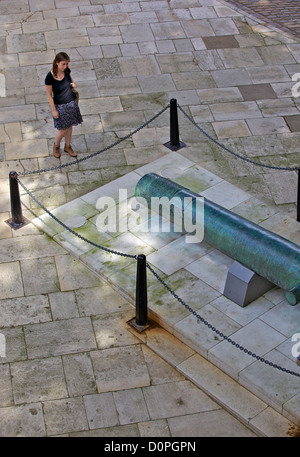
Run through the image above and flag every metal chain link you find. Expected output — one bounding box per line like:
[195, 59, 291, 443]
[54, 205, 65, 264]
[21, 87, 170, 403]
[19, 104, 170, 176]
[17, 177, 137, 260]
[178, 104, 299, 172]
[146, 262, 300, 378]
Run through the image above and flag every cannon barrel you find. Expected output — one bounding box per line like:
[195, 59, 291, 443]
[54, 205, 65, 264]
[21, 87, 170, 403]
[135, 173, 300, 306]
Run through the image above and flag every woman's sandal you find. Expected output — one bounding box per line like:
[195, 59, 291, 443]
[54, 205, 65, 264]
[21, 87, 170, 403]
[53, 143, 61, 158]
[64, 144, 77, 157]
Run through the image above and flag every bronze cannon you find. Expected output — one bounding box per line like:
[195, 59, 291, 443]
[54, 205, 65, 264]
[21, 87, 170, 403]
[135, 173, 300, 306]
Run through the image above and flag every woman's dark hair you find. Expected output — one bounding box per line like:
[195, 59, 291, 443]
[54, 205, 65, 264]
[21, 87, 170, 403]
[52, 52, 70, 77]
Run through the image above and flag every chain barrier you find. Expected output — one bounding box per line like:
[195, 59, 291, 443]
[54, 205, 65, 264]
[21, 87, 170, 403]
[177, 104, 298, 172]
[17, 177, 136, 260]
[146, 262, 300, 378]
[13, 101, 300, 378]
[19, 104, 170, 176]
[18, 101, 297, 175]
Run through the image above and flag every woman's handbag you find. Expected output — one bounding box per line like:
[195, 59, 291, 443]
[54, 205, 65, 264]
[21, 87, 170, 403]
[72, 87, 79, 103]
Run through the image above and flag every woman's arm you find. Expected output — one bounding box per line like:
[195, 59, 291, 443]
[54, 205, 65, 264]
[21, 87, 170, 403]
[45, 85, 59, 119]
[70, 75, 77, 89]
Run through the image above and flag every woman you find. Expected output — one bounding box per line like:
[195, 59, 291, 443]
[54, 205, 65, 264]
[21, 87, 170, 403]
[45, 52, 83, 158]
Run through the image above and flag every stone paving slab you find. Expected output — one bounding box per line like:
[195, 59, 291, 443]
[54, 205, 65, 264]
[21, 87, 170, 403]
[32, 151, 300, 430]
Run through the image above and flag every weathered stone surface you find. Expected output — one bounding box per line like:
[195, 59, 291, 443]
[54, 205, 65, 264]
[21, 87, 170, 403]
[24, 318, 97, 358]
[43, 397, 88, 436]
[5, 139, 49, 160]
[0, 261, 23, 300]
[0, 403, 45, 437]
[0, 295, 51, 328]
[7, 32, 46, 54]
[91, 346, 150, 392]
[11, 357, 68, 404]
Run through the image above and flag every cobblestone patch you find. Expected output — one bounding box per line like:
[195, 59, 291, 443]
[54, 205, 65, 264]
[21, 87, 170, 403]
[223, 0, 300, 38]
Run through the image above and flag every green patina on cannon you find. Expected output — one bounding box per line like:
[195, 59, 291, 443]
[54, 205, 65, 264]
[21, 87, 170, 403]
[135, 173, 300, 306]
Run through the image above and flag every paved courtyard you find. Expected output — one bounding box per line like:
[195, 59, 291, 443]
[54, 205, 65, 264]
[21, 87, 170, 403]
[0, 0, 300, 437]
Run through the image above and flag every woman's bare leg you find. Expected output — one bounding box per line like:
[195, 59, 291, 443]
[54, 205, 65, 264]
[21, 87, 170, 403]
[63, 126, 77, 156]
[55, 128, 67, 147]
[64, 126, 72, 147]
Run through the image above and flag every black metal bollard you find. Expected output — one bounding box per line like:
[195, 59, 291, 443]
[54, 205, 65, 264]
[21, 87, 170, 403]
[135, 254, 148, 327]
[127, 254, 150, 332]
[297, 168, 300, 223]
[164, 98, 185, 151]
[5, 171, 29, 230]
